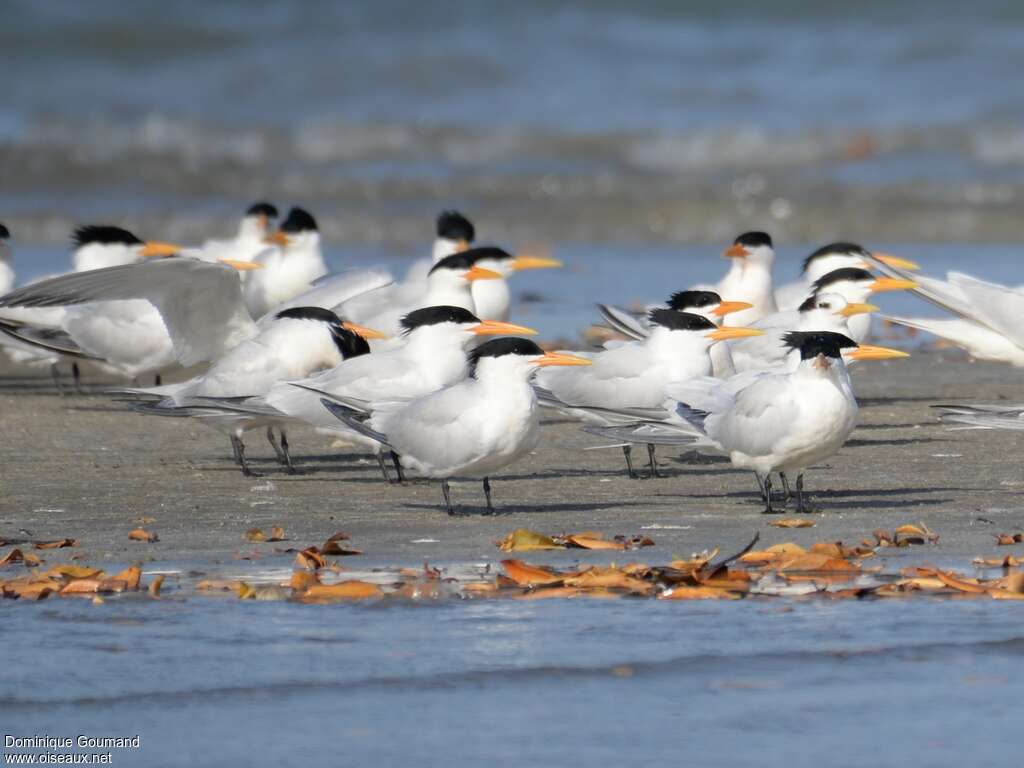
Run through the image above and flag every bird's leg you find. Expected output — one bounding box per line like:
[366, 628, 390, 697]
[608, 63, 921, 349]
[390, 451, 405, 484]
[779, 472, 792, 507]
[482, 477, 494, 515]
[376, 452, 393, 483]
[279, 430, 298, 474]
[232, 435, 259, 477]
[622, 445, 638, 479]
[154, 373, 162, 387]
[50, 364, 66, 398]
[230, 435, 243, 466]
[265, 427, 286, 463]
[72, 362, 83, 394]
[753, 472, 768, 502]
[761, 474, 778, 514]
[441, 479, 455, 516]
[795, 473, 816, 514]
[646, 443, 664, 479]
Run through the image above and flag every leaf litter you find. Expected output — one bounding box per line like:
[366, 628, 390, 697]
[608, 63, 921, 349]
[2, 522, 1023, 605]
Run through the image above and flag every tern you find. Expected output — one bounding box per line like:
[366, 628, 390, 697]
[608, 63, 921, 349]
[585, 332, 908, 512]
[865, 255, 1024, 366]
[198, 202, 279, 263]
[209, 306, 537, 480]
[243, 207, 328, 319]
[807, 267, 917, 343]
[0, 257, 385, 474]
[597, 289, 751, 377]
[774, 242, 919, 310]
[319, 337, 591, 515]
[535, 310, 763, 478]
[706, 232, 777, 326]
[729, 292, 878, 372]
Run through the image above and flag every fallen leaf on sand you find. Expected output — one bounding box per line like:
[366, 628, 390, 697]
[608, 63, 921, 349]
[289, 571, 320, 591]
[776, 553, 859, 574]
[128, 528, 158, 543]
[46, 564, 103, 579]
[111, 564, 142, 590]
[769, 519, 815, 529]
[244, 528, 266, 542]
[563, 566, 653, 594]
[973, 555, 1022, 568]
[0, 549, 25, 567]
[134, 516, 156, 524]
[1006, 571, 1024, 594]
[2, 580, 58, 600]
[33, 538, 77, 550]
[22, 552, 42, 567]
[501, 559, 563, 586]
[148, 575, 165, 597]
[462, 581, 499, 594]
[496, 529, 564, 552]
[740, 543, 806, 566]
[295, 547, 327, 570]
[988, 589, 1024, 600]
[300, 581, 383, 601]
[565, 534, 627, 551]
[268, 526, 286, 542]
[320, 532, 361, 556]
[934, 570, 987, 594]
[60, 578, 126, 595]
[995, 533, 1024, 546]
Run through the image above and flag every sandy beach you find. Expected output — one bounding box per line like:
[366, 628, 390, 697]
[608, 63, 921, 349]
[3, 350, 1022, 568]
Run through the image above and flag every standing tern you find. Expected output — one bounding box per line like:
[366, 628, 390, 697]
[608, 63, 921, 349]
[319, 337, 591, 515]
[243, 207, 328, 319]
[535, 310, 763, 478]
[211, 305, 537, 480]
[586, 332, 908, 513]
[708, 231, 777, 326]
[774, 242, 919, 310]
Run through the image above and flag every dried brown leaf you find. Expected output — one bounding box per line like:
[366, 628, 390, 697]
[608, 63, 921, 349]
[295, 547, 326, 570]
[320, 532, 362, 556]
[660, 586, 743, 600]
[148, 575, 165, 597]
[565, 534, 627, 551]
[935, 570, 987, 594]
[244, 528, 266, 542]
[496, 528, 563, 552]
[563, 566, 653, 594]
[47, 564, 104, 580]
[301, 581, 383, 601]
[0, 548, 25, 567]
[33, 538, 77, 550]
[289, 570, 321, 591]
[500, 559, 563, 586]
[128, 528, 158, 543]
[769, 518, 815, 529]
[111, 564, 142, 590]
[196, 579, 244, 591]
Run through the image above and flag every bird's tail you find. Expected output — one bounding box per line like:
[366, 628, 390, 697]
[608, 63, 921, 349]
[317, 398, 392, 449]
[933, 403, 1024, 430]
[0, 318, 101, 360]
[582, 421, 717, 448]
[595, 303, 648, 340]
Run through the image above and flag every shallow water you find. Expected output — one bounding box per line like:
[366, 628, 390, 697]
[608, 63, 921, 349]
[3, 568, 1022, 767]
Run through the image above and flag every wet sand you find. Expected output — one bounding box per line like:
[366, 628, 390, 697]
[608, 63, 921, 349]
[2, 350, 1022, 569]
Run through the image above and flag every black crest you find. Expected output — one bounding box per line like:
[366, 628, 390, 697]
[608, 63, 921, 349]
[648, 309, 717, 332]
[801, 242, 867, 274]
[400, 305, 480, 333]
[436, 210, 475, 242]
[246, 202, 279, 218]
[280, 207, 318, 233]
[0, 223, 9, 240]
[734, 231, 773, 249]
[782, 331, 858, 360]
[72, 225, 143, 248]
[468, 337, 544, 377]
[666, 290, 721, 311]
[429, 246, 512, 275]
[275, 306, 370, 359]
[811, 267, 873, 294]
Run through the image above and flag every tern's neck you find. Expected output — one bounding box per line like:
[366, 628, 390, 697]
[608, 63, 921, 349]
[432, 238, 461, 263]
[424, 275, 475, 311]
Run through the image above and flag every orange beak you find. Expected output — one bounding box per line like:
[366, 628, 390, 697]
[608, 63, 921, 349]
[534, 351, 592, 367]
[707, 327, 765, 341]
[511, 254, 562, 271]
[140, 241, 185, 257]
[873, 252, 920, 271]
[219, 259, 264, 271]
[839, 302, 879, 317]
[723, 244, 749, 258]
[711, 300, 753, 317]
[848, 344, 910, 361]
[464, 265, 503, 282]
[265, 231, 291, 246]
[869, 277, 918, 293]
[472, 320, 538, 336]
[342, 321, 388, 340]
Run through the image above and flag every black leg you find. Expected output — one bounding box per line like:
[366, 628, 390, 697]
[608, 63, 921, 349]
[441, 479, 454, 516]
[761, 473, 777, 514]
[646, 443, 664, 479]
[230, 435, 242, 466]
[279, 430, 298, 474]
[390, 451, 405, 484]
[779, 472, 791, 504]
[622, 445, 638, 479]
[72, 362, 83, 394]
[232, 435, 259, 477]
[50, 364, 66, 397]
[795, 473, 816, 514]
[482, 477, 494, 514]
[753, 472, 767, 502]
[266, 427, 286, 463]
[376, 452, 392, 482]
[154, 373, 162, 387]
